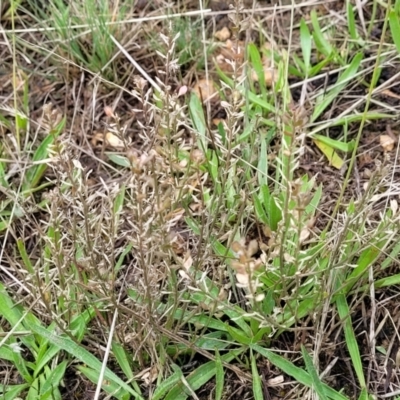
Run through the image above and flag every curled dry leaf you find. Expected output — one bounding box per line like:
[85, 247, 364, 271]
[380, 134, 395, 152]
[105, 132, 125, 148]
[182, 252, 193, 271]
[190, 148, 205, 164]
[135, 366, 158, 385]
[390, 200, 398, 215]
[214, 26, 231, 41]
[192, 78, 218, 103]
[104, 106, 115, 117]
[177, 85, 188, 97]
[299, 227, 310, 243]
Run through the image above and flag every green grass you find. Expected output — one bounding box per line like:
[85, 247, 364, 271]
[1, 0, 400, 399]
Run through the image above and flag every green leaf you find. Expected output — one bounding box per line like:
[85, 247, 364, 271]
[26, 378, 39, 400]
[12, 350, 33, 384]
[33, 338, 62, 380]
[40, 361, 67, 397]
[106, 153, 131, 167]
[215, 351, 224, 400]
[335, 294, 366, 389]
[112, 342, 134, 380]
[312, 52, 363, 121]
[17, 239, 34, 274]
[261, 184, 282, 231]
[311, 10, 333, 57]
[152, 369, 182, 400]
[0, 284, 38, 353]
[301, 345, 328, 400]
[28, 323, 144, 399]
[251, 350, 263, 400]
[77, 366, 130, 400]
[189, 92, 207, 150]
[113, 184, 126, 216]
[253, 192, 269, 225]
[226, 325, 252, 345]
[346, 1, 358, 41]
[164, 350, 242, 400]
[313, 139, 344, 169]
[300, 19, 312, 73]
[23, 117, 65, 192]
[312, 134, 355, 153]
[374, 273, 400, 289]
[389, 9, 400, 53]
[248, 43, 267, 100]
[0, 383, 30, 399]
[251, 344, 348, 400]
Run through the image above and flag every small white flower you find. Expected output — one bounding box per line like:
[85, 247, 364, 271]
[10, 342, 23, 353]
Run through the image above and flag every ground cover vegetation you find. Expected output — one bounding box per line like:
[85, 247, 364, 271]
[1, 0, 400, 398]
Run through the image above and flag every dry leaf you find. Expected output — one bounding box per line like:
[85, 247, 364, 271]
[135, 366, 158, 385]
[182, 253, 193, 271]
[192, 78, 218, 103]
[177, 85, 188, 97]
[380, 134, 395, 152]
[105, 132, 124, 148]
[381, 89, 400, 100]
[214, 26, 231, 41]
[267, 375, 284, 385]
[299, 227, 310, 243]
[104, 106, 115, 117]
[390, 199, 398, 215]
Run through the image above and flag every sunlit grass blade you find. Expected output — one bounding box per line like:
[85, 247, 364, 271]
[313, 139, 344, 169]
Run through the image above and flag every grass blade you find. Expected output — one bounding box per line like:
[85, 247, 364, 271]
[215, 350, 224, 400]
[301, 345, 328, 400]
[28, 323, 144, 399]
[251, 349, 263, 400]
[300, 19, 312, 73]
[312, 52, 363, 121]
[389, 9, 400, 53]
[335, 294, 366, 389]
[251, 344, 348, 400]
[311, 10, 333, 57]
